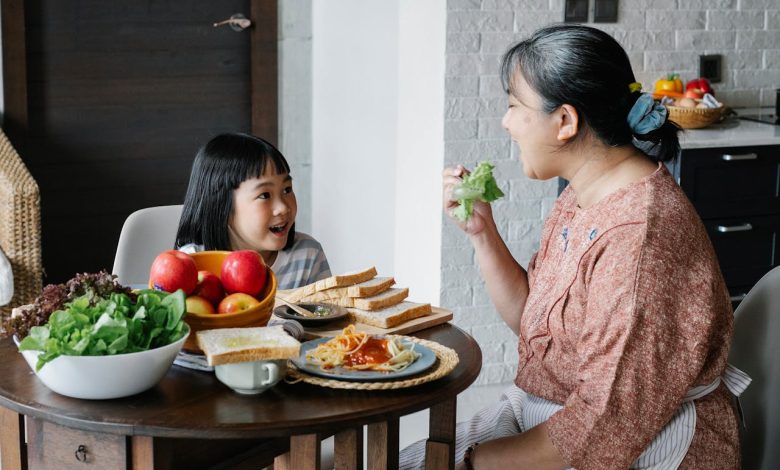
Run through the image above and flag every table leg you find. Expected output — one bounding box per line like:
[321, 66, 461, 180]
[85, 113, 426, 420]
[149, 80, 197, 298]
[425, 397, 457, 470]
[366, 419, 399, 470]
[0, 406, 26, 470]
[131, 436, 155, 470]
[276, 434, 319, 470]
[130, 436, 172, 470]
[273, 451, 291, 469]
[334, 427, 363, 470]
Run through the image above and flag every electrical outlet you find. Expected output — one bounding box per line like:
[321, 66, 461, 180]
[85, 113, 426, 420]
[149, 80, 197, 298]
[564, 0, 588, 23]
[593, 0, 618, 23]
[699, 54, 722, 83]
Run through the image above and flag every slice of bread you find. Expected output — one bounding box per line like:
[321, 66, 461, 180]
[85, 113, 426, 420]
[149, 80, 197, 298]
[321, 287, 409, 310]
[278, 267, 378, 302]
[298, 277, 396, 302]
[347, 301, 432, 328]
[196, 325, 301, 366]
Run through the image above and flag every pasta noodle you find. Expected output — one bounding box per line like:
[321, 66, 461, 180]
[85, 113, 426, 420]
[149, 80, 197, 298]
[306, 325, 420, 372]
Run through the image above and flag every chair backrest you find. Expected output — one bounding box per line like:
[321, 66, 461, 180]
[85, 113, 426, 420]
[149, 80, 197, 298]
[112, 205, 183, 286]
[0, 129, 42, 319]
[729, 265, 780, 470]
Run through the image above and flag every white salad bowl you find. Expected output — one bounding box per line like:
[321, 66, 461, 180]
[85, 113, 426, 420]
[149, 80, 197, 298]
[15, 325, 189, 400]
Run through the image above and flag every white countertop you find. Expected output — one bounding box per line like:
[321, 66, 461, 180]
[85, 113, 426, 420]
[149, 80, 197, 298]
[680, 107, 780, 149]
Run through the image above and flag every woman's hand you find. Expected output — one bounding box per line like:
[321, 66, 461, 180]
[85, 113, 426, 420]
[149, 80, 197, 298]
[443, 165, 495, 236]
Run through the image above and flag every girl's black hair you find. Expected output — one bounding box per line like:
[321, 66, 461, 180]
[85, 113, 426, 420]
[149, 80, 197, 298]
[175, 133, 296, 251]
[500, 24, 680, 162]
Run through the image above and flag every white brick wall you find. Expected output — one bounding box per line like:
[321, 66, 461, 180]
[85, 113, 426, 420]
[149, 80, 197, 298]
[441, 0, 780, 388]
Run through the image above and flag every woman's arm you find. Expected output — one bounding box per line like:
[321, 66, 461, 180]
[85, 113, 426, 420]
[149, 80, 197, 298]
[468, 221, 529, 334]
[456, 424, 567, 470]
[443, 166, 530, 333]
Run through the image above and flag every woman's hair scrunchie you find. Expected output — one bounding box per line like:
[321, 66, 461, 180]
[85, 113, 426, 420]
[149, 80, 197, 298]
[627, 93, 667, 135]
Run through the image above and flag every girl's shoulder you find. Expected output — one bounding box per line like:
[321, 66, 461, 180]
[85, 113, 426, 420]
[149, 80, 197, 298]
[288, 231, 325, 251]
[178, 243, 204, 254]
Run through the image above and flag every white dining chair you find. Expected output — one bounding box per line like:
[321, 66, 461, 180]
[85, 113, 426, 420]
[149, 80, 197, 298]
[112, 205, 183, 286]
[729, 265, 780, 470]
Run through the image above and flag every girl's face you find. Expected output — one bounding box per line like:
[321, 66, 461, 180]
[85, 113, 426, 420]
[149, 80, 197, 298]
[501, 72, 568, 180]
[228, 164, 297, 259]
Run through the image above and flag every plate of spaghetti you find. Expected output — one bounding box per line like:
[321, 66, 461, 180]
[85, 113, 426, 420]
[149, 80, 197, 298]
[292, 325, 436, 381]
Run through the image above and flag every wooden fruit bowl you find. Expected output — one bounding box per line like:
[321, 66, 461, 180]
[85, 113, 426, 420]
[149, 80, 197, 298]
[183, 251, 276, 353]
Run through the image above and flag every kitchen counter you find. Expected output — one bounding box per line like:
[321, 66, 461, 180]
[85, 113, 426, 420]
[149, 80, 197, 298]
[680, 107, 780, 149]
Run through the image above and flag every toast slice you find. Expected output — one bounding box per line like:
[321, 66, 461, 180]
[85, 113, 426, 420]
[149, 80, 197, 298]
[298, 277, 396, 302]
[322, 287, 409, 310]
[277, 267, 378, 302]
[347, 301, 432, 328]
[196, 325, 301, 366]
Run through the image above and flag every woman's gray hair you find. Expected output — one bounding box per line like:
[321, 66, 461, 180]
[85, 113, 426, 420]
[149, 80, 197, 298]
[500, 24, 680, 162]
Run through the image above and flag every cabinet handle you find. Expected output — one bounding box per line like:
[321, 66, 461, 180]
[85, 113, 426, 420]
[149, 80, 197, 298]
[729, 293, 747, 302]
[721, 153, 758, 161]
[716, 223, 753, 233]
[75, 444, 88, 462]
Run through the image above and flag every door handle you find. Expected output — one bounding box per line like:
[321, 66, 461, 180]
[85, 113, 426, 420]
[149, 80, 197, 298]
[716, 223, 753, 233]
[213, 13, 252, 32]
[721, 153, 757, 161]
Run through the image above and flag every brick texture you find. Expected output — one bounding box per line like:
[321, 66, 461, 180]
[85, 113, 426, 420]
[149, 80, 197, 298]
[441, 0, 776, 388]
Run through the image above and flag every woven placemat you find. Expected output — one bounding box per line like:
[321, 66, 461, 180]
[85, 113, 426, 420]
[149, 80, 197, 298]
[286, 336, 459, 390]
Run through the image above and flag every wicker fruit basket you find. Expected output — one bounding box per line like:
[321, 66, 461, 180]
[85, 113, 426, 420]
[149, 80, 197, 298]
[666, 103, 725, 129]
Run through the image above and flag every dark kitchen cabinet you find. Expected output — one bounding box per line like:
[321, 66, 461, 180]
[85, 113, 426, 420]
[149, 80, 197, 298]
[667, 144, 780, 303]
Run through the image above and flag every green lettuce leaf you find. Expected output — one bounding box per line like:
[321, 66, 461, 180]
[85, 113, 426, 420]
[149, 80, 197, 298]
[452, 161, 505, 222]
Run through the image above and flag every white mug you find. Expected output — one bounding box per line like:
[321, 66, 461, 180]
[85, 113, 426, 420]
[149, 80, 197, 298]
[214, 359, 287, 395]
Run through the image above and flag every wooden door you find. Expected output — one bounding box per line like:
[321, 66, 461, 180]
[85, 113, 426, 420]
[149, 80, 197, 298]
[2, 0, 277, 284]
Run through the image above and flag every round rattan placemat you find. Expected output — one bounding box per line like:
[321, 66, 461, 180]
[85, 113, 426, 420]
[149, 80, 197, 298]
[286, 336, 460, 390]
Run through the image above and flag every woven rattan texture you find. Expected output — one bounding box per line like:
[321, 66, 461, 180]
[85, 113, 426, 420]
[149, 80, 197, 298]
[666, 104, 724, 129]
[0, 130, 42, 319]
[287, 335, 460, 390]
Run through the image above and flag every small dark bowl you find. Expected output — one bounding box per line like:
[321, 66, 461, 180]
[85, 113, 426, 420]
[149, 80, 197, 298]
[273, 302, 348, 325]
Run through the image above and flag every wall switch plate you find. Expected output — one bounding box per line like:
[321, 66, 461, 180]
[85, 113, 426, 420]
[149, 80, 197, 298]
[593, 0, 618, 23]
[564, 0, 588, 23]
[699, 54, 722, 83]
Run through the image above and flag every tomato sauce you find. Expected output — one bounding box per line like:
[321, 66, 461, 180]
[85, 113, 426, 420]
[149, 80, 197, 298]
[344, 338, 391, 367]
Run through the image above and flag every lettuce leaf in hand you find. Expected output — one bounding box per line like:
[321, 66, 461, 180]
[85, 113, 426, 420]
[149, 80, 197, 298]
[18, 289, 186, 371]
[451, 161, 505, 222]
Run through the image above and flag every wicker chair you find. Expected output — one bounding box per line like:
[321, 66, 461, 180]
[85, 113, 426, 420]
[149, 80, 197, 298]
[0, 129, 42, 320]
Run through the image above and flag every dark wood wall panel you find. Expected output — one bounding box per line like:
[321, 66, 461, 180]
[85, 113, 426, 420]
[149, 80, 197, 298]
[15, 0, 268, 283]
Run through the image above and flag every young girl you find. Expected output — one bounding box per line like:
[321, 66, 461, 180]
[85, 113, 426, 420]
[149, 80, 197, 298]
[401, 24, 748, 469]
[175, 133, 331, 290]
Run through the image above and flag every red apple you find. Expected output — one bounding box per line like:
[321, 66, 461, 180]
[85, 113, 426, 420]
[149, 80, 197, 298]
[186, 295, 216, 315]
[686, 78, 713, 95]
[217, 292, 262, 314]
[149, 250, 198, 295]
[193, 270, 225, 306]
[684, 88, 704, 99]
[220, 250, 267, 296]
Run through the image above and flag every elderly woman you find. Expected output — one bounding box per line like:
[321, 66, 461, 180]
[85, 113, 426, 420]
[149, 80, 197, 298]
[401, 24, 748, 470]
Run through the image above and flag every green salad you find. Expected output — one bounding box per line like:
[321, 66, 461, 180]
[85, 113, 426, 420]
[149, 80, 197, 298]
[452, 161, 505, 222]
[18, 289, 187, 371]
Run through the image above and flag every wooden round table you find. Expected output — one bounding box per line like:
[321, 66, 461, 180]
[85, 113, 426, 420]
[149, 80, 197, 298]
[0, 323, 481, 469]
